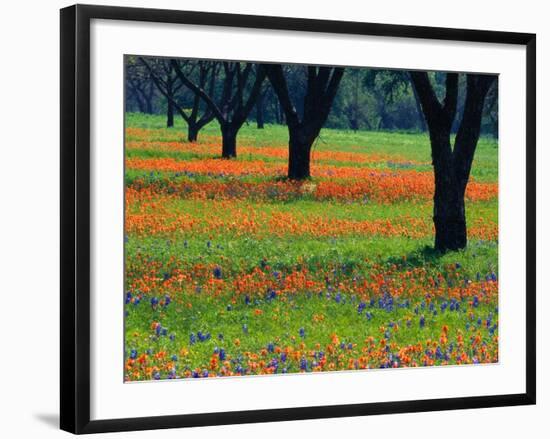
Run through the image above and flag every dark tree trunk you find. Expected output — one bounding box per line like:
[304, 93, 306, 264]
[272, 100, 281, 124]
[221, 125, 237, 158]
[431, 133, 467, 251]
[410, 71, 495, 252]
[167, 100, 174, 127]
[279, 104, 285, 125]
[433, 179, 467, 251]
[378, 107, 392, 130]
[288, 128, 313, 179]
[144, 78, 155, 114]
[170, 60, 265, 159]
[144, 97, 153, 114]
[187, 123, 199, 142]
[411, 82, 427, 132]
[351, 68, 360, 131]
[263, 64, 344, 180]
[256, 95, 265, 129]
[165, 74, 175, 127]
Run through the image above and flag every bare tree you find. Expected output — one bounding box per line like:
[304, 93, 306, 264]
[140, 58, 218, 141]
[171, 60, 266, 158]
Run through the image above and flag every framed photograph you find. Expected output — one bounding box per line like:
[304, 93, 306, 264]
[60, 4, 536, 434]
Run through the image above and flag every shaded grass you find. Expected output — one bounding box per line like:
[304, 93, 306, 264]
[126, 233, 498, 280]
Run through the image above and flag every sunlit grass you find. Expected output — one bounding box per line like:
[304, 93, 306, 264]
[124, 113, 499, 381]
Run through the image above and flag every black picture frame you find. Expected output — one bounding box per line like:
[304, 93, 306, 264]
[60, 4, 536, 434]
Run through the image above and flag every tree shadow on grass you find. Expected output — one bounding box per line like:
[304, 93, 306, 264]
[385, 245, 446, 270]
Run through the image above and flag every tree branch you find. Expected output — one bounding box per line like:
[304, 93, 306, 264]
[263, 64, 300, 128]
[236, 64, 267, 126]
[171, 59, 225, 123]
[442, 73, 459, 127]
[409, 71, 443, 129]
[139, 57, 191, 123]
[453, 74, 496, 192]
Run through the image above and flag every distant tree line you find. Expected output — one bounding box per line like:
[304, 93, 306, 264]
[125, 55, 497, 252]
[126, 56, 498, 138]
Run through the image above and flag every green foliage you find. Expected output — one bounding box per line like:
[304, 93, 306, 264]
[125, 57, 498, 136]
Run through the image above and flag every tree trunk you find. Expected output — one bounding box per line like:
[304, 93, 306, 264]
[411, 83, 427, 132]
[263, 64, 343, 179]
[221, 125, 237, 158]
[145, 79, 155, 114]
[350, 115, 359, 131]
[273, 100, 281, 124]
[278, 102, 285, 125]
[288, 128, 312, 180]
[433, 186, 467, 251]
[352, 69, 359, 131]
[410, 71, 494, 253]
[144, 98, 153, 114]
[167, 100, 174, 127]
[432, 136, 467, 251]
[378, 109, 391, 130]
[428, 118, 468, 252]
[256, 97, 265, 129]
[187, 123, 199, 143]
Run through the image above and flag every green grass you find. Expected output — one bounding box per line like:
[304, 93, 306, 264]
[126, 112, 498, 181]
[124, 112, 499, 380]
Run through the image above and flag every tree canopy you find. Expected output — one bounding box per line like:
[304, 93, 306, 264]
[126, 56, 498, 138]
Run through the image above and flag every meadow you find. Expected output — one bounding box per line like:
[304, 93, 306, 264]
[124, 113, 499, 381]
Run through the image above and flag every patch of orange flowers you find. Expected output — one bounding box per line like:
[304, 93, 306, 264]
[126, 139, 415, 165]
[124, 200, 497, 241]
[127, 173, 497, 203]
[126, 255, 499, 305]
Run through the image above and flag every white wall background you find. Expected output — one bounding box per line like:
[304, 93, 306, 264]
[0, 0, 546, 437]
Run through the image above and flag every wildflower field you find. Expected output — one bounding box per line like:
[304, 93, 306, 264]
[124, 113, 499, 381]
